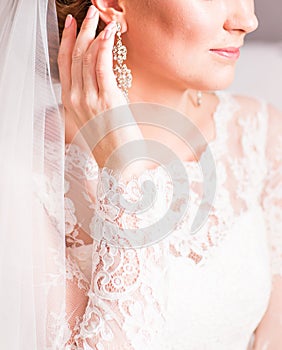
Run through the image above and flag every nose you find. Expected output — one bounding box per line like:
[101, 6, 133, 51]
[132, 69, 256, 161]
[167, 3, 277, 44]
[224, 0, 259, 35]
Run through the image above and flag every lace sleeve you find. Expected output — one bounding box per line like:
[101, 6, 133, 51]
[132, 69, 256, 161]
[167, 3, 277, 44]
[69, 154, 189, 349]
[261, 103, 282, 278]
[64, 144, 98, 348]
[65, 248, 91, 348]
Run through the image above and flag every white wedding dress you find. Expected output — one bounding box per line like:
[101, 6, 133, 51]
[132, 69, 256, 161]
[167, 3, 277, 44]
[63, 91, 282, 349]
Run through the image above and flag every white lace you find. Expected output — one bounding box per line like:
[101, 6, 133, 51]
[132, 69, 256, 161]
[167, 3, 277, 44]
[63, 91, 281, 349]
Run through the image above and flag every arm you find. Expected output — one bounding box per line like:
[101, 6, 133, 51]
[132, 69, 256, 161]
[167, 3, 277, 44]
[58, 6, 184, 348]
[65, 147, 173, 349]
[253, 103, 282, 350]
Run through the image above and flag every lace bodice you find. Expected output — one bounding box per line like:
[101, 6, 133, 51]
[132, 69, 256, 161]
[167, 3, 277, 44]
[64, 91, 282, 349]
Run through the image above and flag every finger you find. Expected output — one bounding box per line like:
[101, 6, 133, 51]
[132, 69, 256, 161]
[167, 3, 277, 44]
[95, 22, 118, 95]
[57, 15, 77, 100]
[71, 5, 99, 94]
[82, 21, 116, 99]
[82, 26, 107, 95]
[82, 44, 99, 98]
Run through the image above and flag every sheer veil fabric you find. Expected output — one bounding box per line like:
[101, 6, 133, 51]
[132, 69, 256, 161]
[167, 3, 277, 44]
[0, 0, 67, 348]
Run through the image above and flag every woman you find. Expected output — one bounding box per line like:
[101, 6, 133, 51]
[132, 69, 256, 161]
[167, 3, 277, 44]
[0, 0, 281, 349]
[59, 0, 282, 349]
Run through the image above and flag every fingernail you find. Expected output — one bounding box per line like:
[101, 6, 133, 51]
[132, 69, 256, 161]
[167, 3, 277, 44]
[102, 22, 117, 40]
[103, 29, 113, 40]
[65, 14, 73, 29]
[86, 5, 97, 19]
[107, 21, 117, 30]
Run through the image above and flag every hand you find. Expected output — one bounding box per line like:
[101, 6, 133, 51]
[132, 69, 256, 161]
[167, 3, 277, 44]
[57, 5, 145, 169]
[57, 5, 129, 140]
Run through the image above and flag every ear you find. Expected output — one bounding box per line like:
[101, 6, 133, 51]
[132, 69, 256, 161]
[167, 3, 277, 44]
[92, 0, 127, 32]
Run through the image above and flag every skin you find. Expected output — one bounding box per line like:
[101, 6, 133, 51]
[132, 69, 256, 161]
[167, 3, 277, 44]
[252, 275, 282, 350]
[117, 0, 258, 108]
[110, 0, 259, 160]
[59, 0, 259, 163]
[58, 1, 282, 349]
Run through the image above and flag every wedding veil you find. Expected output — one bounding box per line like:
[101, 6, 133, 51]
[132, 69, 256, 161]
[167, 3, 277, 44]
[0, 0, 67, 348]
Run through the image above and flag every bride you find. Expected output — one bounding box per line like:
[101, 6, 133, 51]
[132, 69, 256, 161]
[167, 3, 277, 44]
[0, 0, 281, 349]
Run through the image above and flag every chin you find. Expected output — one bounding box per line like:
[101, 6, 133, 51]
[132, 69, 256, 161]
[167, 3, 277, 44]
[201, 70, 236, 91]
[179, 67, 236, 91]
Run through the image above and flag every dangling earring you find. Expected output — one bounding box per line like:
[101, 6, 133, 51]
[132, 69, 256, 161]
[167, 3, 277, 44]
[197, 91, 202, 107]
[113, 22, 132, 102]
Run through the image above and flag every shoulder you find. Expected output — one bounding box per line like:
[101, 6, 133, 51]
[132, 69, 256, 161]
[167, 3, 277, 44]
[219, 92, 282, 157]
[225, 92, 282, 118]
[225, 92, 265, 114]
[224, 91, 282, 130]
[264, 103, 282, 161]
[230, 93, 282, 159]
[264, 103, 282, 141]
[215, 91, 266, 129]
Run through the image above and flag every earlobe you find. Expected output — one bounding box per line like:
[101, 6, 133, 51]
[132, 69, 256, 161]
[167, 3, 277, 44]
[92, 0, 127, 32]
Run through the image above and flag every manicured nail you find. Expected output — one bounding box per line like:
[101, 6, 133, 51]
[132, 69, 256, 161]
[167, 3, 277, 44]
[102, 22, 117, 40]
[86, 5, 97, 19]
[103, 29, 112, 40]
[107, 21, 117, 30]
[65, 14, 73, 29]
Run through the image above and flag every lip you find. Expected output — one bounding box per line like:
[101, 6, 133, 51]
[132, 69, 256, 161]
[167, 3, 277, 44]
[209, 47, 241, 60]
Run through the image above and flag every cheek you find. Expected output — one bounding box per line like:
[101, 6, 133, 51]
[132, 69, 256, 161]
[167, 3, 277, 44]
[129, 3, 220, 58]
[125, 0, 227, 80]
[169, 7, 221, 53]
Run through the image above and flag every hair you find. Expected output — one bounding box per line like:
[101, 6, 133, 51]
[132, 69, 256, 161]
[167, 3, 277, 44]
[55, 0, 106, 41]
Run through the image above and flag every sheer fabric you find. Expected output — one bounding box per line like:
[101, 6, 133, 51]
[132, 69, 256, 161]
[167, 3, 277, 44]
[0, 0, 68, 349]
[64, 91, 282, 349]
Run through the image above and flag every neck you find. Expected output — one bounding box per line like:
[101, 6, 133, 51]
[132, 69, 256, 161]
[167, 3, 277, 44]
[124, 64, 220, 163]
[126, 63, 204, 119]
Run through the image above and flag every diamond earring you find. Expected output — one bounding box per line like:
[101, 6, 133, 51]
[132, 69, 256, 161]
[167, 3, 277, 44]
[197, 91, 203, 107]
[113, 22, 132, 102]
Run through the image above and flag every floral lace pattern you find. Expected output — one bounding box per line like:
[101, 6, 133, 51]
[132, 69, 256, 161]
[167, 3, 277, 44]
[260, 106, 282, 277]
[64, 91, 282, 349]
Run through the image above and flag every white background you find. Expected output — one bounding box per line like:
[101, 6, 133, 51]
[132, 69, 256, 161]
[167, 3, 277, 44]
[227, 0, 282, 111]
